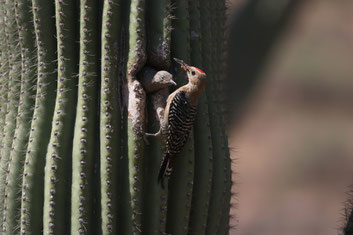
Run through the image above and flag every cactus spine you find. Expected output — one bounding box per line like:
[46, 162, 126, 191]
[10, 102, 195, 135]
[2, 0, 37, 233]
[201, 0, 230, 233]
[20, 0, 57, 233]
[146, 0, 172, 69]
[71, 0, 99, 234]
[100, 0, 122, 234]
[43, 0, 79, 234]
[0, 0, 22, 231]
[214, 0, 232, 231]
[188, 0, 214, 234]
[126, 0, 147, 233]
[0, 3, 9, 150]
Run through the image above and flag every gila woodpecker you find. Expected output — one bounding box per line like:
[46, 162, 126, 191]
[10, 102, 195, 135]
[157, 58, 207, 188]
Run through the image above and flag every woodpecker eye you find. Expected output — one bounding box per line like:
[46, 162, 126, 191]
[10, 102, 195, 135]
[191, 71, 196, 76]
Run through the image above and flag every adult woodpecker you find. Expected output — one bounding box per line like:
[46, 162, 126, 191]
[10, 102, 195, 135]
[156, 58, 207, 187]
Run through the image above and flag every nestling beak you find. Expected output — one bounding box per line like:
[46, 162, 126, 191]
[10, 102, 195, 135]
[174, 58, 190, 73]
[169, 80, 177, 86]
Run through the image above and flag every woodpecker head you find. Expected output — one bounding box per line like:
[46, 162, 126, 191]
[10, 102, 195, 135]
[174, 58, 206, 86]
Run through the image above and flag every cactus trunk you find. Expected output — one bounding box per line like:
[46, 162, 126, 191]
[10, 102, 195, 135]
[0, 0, 232, 234]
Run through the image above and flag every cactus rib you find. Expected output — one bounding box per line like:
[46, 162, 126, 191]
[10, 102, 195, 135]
[100, 0, 122, 234]
[0, 1, 10, 154]
[166, 0, 194, 234]
[146, 0, 172, 69]
[141, 68, 169, 234]
[20, 0, 57, 234]
[201, 0, 229, 233]
[126, 0, 147, 233]
[71, 0, 100, 234]
[187, 0, 214, 234]
[2, 0, 37, 233]
[42, 0, 79, 234]
[212, 0, 232, 233]
[0, 0, 22, 231]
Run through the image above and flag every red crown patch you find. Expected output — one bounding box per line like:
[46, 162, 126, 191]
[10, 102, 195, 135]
[194, 67, 205, 74]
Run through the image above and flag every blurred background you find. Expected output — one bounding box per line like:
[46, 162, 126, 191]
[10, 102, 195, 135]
[226, 0, 353, 234]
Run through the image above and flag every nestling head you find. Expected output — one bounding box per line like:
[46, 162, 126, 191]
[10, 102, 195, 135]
[174, 58, 207, 86]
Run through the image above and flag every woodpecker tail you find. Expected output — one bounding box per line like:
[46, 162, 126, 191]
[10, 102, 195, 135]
[158, 154, 174, 189]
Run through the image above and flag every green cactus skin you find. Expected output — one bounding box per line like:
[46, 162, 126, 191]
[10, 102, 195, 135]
[146, 0, 172, 69]
[0, 3, 9, 151]
[187, 0, 214, 234]
[212, 0, 232, 233]
[0, 2, 9, 161]
[113, 5, 131, 233]
[142, 120, 164, 235]
[217, 131, 232, 235]
[167, 135, 195, 235]
[166, 0, 195, 235]
[142, 0, 172, 231]
[20, 0, 57, 234]
[0, 0, 22, 227]
[158, 180, 168, 234]
[127, 116, 145, 235]
[118, 108, 132, 235]
[201, 0, 229, 233]
[127, 0, 146, 76]
[213, 0, 232, 233]
[220, 133, 233, 234]
[100, 0, 122, 234]
[42, 0, 79, 234]
[126, 0, 147, 233]
[71, 0, 100, 234]
[142, 87, 168, 235]
[0, 4, 8, 223]
[2, 0, 37, 233]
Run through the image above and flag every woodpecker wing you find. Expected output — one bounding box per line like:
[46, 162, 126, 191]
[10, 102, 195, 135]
[158, 91, 197, 186]
[166, 91, 196, 156]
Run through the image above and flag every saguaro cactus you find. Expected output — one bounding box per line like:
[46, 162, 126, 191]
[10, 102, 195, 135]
[0, 0, 232, 234]
[43, 0, 79, 234]
[2, 0, 37, 233]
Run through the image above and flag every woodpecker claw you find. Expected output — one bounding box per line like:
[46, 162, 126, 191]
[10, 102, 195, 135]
[145, 129, 162, 137]
[144, 129, 162, 145]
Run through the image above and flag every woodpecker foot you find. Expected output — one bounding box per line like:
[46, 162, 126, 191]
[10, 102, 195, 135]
[145, 130, 161, 137]
[144, 129, 162, 145]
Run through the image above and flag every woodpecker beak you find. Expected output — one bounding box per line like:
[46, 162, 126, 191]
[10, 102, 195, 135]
[174, 58, 190, 73]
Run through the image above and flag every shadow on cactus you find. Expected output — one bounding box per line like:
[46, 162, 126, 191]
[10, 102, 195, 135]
[0, 0, 232, 234]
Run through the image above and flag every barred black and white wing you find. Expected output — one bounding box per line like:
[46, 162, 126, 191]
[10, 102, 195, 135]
[158, 91, 197, 187]
[166, 91, 196, 155]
